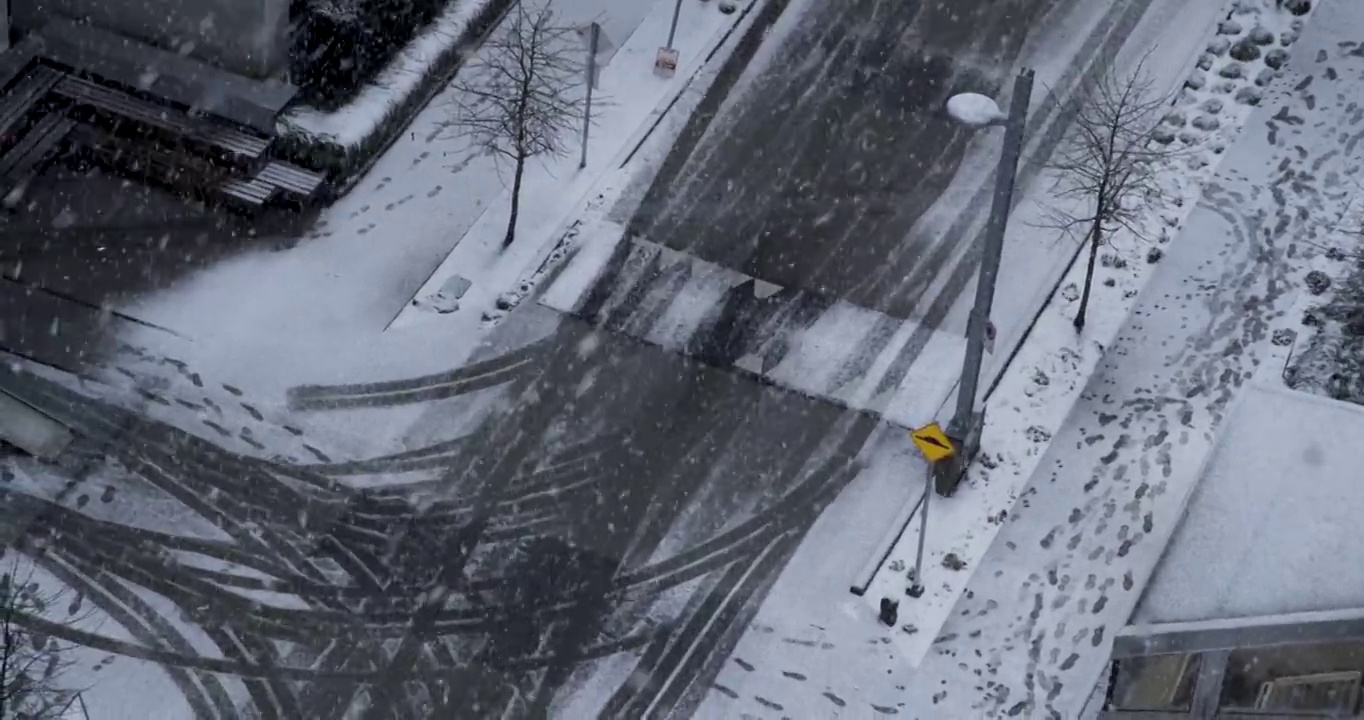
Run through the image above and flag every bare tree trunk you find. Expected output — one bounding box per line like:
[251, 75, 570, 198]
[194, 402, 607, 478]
[1074, 220, 1102, 331]
[504, 153, 527, 249]
[0, 624, 9, 719]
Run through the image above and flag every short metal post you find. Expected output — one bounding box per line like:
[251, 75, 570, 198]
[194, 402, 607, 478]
[666, 0, 683, 49]
[0, 0, 9, 53]
[908, 462, 933, 598]
[579, 22, 599, 169]
[934, 69, 1034, 497]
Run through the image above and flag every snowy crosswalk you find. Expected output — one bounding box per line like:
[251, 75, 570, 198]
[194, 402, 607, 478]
[541, 230, 966, 427]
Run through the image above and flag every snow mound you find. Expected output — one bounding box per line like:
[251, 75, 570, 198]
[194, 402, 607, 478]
[945, 92, 1005, 127]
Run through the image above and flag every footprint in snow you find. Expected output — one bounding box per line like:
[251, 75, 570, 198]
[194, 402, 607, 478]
[202, 419, 231, 437]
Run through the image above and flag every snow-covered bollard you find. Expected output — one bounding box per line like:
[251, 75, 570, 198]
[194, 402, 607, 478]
[945, 93, 1006, 128]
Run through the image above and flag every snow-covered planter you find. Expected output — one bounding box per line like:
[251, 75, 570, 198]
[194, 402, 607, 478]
[273, 0, 514, 192]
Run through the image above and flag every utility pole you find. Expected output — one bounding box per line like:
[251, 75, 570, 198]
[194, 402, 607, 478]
[934, 69, 1034, 496]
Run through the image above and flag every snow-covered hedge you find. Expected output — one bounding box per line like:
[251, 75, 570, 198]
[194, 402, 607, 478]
[273, 0, 513, 192]
[1286, 259, 1364, 404]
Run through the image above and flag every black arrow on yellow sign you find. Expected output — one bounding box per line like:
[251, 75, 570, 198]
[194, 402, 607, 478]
[910, 421, 956, 462]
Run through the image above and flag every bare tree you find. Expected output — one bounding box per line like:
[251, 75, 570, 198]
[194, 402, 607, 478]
[0, 555, 85, 719]
[1046, 57, 1175, 331]
[448, 1, 585, 249]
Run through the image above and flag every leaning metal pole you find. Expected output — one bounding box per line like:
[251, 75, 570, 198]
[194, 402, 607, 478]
[934, 69, 1034, 497]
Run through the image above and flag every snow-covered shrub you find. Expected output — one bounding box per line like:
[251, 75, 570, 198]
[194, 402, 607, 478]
[1192, 114, 1221, 131]
[1305, 270, 1332, 295]
[1283, 0, 1312, 17]
[1236, 86, 1264, 106]
[276, 0, 515, 185]
[1229, 39, 1262, 62]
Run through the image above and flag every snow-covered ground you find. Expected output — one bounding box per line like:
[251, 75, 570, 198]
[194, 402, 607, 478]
[904, 0, 1354, 713]
[108, 0, 756, 442]
[860, 0, 1312, 665]
[386, 0, 760, 331]
[698, 0, 1358, 716]
[0, 3, 778, 715]
[19, 0, 1361, 716]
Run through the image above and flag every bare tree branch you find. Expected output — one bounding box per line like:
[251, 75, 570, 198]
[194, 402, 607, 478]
[439, 1, 588, 247]
[0, 554, 88, 719]
[1040, 51, 1181, 330]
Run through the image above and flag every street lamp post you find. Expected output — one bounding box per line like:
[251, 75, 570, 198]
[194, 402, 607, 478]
[932, 69, 1034, 497]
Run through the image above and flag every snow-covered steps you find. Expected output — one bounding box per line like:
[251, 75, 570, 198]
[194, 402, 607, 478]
[540, 228, 965, 427]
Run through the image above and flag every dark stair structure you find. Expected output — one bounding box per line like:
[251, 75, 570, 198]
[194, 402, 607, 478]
[0, 20, 326, 214]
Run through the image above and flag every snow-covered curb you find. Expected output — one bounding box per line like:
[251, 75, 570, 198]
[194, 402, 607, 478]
[863, 0, 1317, 665]
[276, 0, 509, 179]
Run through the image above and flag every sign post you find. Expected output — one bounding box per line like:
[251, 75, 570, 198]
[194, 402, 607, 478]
[576, 22, 615, 168]
[908, 462, 933, 598]
[654, 0, 684, 78]
[907, 422, 955, 598]
[580, 21, 599, 169]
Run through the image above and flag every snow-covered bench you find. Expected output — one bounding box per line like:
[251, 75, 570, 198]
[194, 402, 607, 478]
[51, 75, 271, 169]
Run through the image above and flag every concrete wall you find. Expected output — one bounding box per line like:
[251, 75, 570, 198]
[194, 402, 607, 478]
[11, 0, 290, 78]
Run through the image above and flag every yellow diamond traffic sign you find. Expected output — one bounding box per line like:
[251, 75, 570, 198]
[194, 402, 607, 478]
[910, 421, 955, 463]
